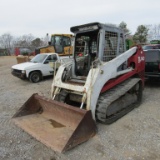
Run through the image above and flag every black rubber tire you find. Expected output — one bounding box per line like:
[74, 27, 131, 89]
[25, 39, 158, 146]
[29, 71, 42, 83]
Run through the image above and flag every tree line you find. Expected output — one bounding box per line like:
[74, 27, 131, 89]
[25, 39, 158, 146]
[0, 22, 160, 55]
[119, 22, 160, 43]
[0, 34, 48, 55]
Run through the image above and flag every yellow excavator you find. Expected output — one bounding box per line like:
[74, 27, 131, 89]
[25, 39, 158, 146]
[16, 34, 73, 64]
[12, 22, 145, 153]
[35, 34, 73, 56]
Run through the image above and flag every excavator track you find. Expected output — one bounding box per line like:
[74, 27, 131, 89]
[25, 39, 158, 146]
[96, 78, 142, 124]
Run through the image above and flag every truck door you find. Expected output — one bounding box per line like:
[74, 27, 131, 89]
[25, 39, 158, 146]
[42, 55, 57, 76]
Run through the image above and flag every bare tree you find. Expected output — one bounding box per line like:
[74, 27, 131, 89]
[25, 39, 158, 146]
[0, 33, 14, 55]
[15, 34, 35, 50]
[147, 24, 160, 41]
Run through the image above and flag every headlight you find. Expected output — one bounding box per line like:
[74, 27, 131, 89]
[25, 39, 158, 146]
[21, 70, 26, 74]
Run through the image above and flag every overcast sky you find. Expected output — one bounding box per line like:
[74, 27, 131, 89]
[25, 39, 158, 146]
[0, 0, 160, 38]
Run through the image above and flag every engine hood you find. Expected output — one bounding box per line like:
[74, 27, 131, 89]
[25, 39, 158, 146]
[12, 62, 40, 70]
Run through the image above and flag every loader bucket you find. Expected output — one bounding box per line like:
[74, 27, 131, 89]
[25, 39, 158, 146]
[12, 93, 96, 153]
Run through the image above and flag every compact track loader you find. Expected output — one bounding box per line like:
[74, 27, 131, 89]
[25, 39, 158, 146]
[12, 22, 145, 153]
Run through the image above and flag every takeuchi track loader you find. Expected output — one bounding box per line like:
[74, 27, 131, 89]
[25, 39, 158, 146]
[12, 22, 145, 153]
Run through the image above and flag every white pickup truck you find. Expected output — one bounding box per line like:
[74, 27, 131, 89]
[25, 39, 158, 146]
[11, 53, 71, 83]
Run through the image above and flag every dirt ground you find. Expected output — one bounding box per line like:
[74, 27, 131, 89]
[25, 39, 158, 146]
[0, 56, 160, 160]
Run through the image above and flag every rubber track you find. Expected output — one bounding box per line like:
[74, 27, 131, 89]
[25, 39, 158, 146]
[96, 78, 141, 124]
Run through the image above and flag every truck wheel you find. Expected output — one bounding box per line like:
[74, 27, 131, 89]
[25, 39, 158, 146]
[29, 71, 42, 83]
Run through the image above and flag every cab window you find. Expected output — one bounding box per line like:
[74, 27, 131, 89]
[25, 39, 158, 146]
[44, 55, 57, 64]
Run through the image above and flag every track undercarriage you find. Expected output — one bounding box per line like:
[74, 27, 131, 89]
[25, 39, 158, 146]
[96, 78, 142, 124]
[55, 78, 142, 124]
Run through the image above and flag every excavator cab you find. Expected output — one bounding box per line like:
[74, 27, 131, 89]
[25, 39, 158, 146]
[35, 34, 73, 56]
[50, 35, 72, 54]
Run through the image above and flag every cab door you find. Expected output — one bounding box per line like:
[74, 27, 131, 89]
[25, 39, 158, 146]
[54, 36, 72, 55]
[62, 36, 72, 55]
[42, 55, 57, 76]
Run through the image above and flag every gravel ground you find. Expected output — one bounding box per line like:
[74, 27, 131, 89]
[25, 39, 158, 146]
[0, 56, 160, 160]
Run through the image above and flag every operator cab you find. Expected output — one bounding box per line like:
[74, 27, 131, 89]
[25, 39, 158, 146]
[74, 31, 99, 76]
[70, 22, 126, 80]
[50, 34, 72, 54]
[71, 23, 100, 77]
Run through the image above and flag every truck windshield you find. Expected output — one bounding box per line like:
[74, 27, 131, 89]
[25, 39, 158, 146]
[30, 54, 48, 63]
